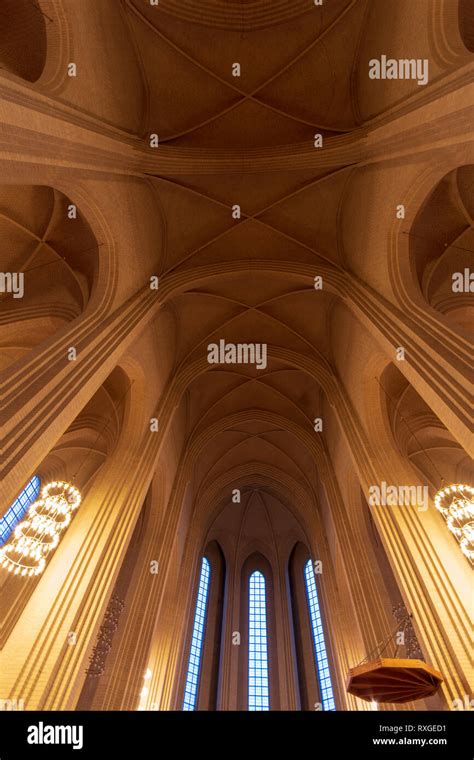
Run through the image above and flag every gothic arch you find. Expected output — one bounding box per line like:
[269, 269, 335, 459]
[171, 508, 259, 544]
[237, 552, 280, 710]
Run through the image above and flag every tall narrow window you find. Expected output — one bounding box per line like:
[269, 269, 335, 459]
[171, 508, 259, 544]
[0, 476, 40, 545]
[183, 556, 211, 710]
[304, 559, 335, 711]
[248, 570, 270, 711]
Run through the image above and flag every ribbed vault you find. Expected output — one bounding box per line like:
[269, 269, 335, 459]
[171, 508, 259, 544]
[0, 0, 472, 714]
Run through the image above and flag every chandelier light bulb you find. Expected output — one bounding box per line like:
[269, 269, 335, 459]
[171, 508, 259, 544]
[462, 522, 474, 542]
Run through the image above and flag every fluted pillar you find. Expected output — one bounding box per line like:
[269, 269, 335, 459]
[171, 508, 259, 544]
[347, 278, 472, 455]
[0, 285, 159, 510]
[326, 374, 472, 706]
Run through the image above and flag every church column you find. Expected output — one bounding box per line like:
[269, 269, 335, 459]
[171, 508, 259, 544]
[315, 446, 397, 673]
[307, 531, 370, 712]
[83, 475, 165, 710]
[1, 284, 159, 509]
[0, 353, 188, 709]
[346, 279, 472, 455]
[0, 429, 142, 707]
[125, 447, 199, 711]
[327, 377, 471, 706]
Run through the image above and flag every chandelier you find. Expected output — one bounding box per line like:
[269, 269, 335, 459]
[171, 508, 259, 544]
[434, 484, 474, 564]
[0, 481, 81, 577]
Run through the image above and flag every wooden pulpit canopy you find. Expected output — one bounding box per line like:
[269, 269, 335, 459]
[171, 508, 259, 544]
[346, 658, 443, 704]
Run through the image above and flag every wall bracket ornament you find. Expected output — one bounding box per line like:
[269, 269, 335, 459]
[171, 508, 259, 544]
[392, 603, 423, 660]
[86, 595, 125, 678]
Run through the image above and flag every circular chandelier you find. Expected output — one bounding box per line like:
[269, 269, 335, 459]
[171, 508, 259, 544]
[434, 484, 474, 564]
[0, 481, 81, 577]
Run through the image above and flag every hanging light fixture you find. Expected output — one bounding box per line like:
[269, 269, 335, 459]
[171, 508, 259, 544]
[347, 658, 443, 704]
[346, 608, 443, 704]
[434, 484, 474, 564]
[0, 481, 81, 577]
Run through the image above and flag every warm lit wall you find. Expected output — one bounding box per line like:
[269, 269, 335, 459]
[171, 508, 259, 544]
[0, 0, 472, 713]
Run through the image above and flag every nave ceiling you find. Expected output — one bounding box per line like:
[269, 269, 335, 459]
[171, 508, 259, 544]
[0, 0, 472, 552]
[0, 0, 472, 714]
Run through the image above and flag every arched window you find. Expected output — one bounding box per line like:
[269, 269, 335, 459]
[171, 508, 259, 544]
[183, 556, 211, 710]
[304, 559, 335, 711]
[0, 475, 40, 545]
[248, 570, 270, 711]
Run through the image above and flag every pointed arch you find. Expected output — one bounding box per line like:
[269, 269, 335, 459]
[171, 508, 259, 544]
[195, 540, 226, 710]
[288, 542, 336, 710]
[238, 552, 280, 710]
[182, 556, 211, 710]
[304, 558, 335, 710]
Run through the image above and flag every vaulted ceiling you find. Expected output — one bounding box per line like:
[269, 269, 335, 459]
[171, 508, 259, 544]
[1, 0, 472, 546]
[0, 185, 97, 369]
[134, 1, 367, 539]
